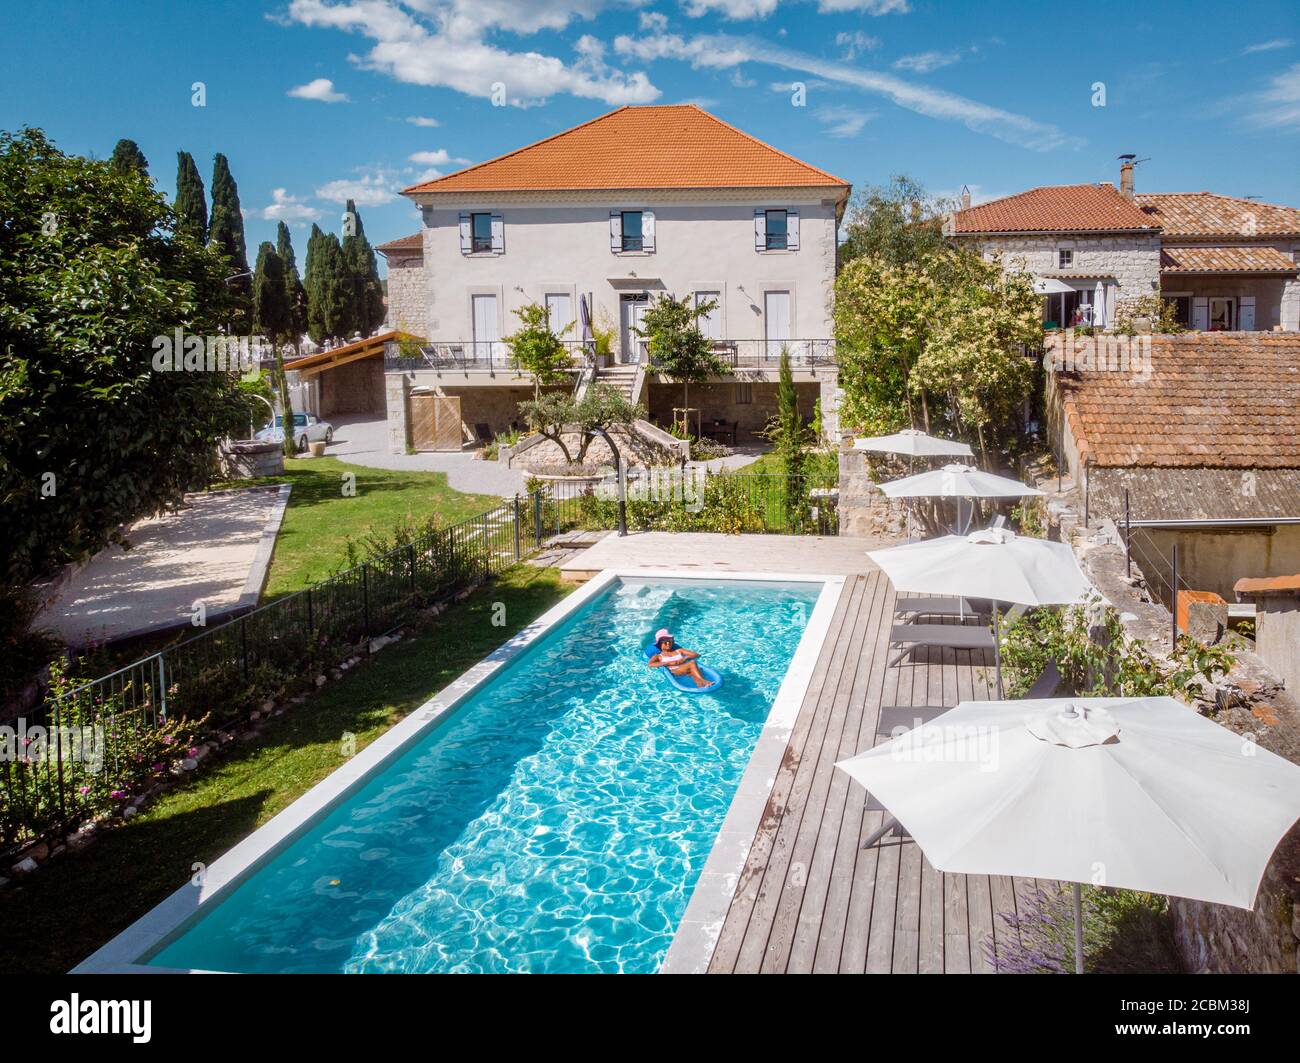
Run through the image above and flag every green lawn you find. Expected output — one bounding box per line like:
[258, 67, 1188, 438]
[0, 566, 571, 975]
[253, 457, 500, 597]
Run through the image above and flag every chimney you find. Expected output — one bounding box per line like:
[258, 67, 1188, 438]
[1118, 153, 1137, 199]
[960, 184, 971, 209]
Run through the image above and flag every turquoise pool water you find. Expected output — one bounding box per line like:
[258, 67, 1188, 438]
[148, 577, 822, 974]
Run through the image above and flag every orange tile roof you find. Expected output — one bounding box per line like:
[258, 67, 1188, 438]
[950, 184, 1158, 234]
[375, 233, 423, 254]
[1160, 245, 1298, 273]
[1136, 193, 1300, 237]
[403, 105, 850, 195]
[1058, 333, 1300, 469]
[1234, 573, 1300, 595]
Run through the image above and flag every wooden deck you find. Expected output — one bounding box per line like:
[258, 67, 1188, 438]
[707, 570, 1038, 974]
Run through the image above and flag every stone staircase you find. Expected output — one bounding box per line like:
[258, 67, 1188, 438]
[594, 363, 642, 405]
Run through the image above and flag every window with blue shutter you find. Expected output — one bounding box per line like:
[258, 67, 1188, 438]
[621, 211, 643, 252]
[470, 212, 493, 253]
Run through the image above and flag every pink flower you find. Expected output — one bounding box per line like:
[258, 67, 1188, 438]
[78, 786, 89, 795]
[187, 746, 199, 757]
[110, 790, 126, 800]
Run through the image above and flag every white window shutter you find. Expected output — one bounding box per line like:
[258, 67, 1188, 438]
[1191, 297, 1209, 331]
[1239, 295, 1256, 331]
[642, 210, 655, 253]
[458, 213, 471, 254]
[490, 214, 504, 254]
[787, 210, 799, 251]
[754, 209, 765, 252]
[610, 210, 621, 253]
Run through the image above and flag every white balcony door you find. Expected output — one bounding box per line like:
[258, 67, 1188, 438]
[695, 291, 722, 340]
[764, 290, 791, 358]
[472, 294, 499, 361]
[545, 293, 573, 338]
[619, 293, 649, 363]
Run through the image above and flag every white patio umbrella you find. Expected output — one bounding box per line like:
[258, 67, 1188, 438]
[868, 527, 1091, 693]
[836, 696, 1300, 973]
[877, 464, 1043, 534]
[853, 428, 973, 460]
[1032, 276, 1075, 295]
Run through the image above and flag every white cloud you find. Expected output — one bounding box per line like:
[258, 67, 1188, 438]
[261, 188, 324, 222]
[639, 10, 668, 31]
[314, 172, 401, 206]
[1243, 39, 1293, 55]
[682, 0, 779, 17]
[818, 0, 909, 11]
[893, 50, 962, 74]
[836, 31, 880, 61]
[406, 115, 439, 127]
[287, 77, 349, 103]
[285, 0, 659, 106]
[1248, 63, 1300, 129]
[816, 105, 874, 138]
[408, 148, 472, 166]
[616, 32, 1077, 150]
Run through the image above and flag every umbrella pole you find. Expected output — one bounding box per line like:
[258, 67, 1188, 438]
[1072, 882, 1085, 974]
[993, 601, 1002, 698]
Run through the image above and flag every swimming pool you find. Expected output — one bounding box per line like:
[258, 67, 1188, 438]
[132, 574, 829, 974]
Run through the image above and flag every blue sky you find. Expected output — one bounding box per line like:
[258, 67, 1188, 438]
[3, 0, 1297, 275]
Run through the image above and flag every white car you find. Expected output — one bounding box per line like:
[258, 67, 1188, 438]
[256, 412, 334, 452]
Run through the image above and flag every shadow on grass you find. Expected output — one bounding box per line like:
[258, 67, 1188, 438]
[0, 566, 571, 975]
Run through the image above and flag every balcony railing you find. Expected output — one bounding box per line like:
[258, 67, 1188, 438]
[385, 339, 589, 373]
[708, 339, 836, 368]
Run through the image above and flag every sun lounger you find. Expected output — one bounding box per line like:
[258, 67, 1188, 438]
[886, 622, 995, 667]
[892, 596, 988, 621]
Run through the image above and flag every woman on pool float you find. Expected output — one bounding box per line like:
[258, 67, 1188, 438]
[646, 629, 712, 688]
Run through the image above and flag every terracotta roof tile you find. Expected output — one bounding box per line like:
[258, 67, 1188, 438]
[1057, 333, 1300, 469]
[1136, 193, 1300, 237]
[375, 232, 423, 254]
[1159, 244, 1298, 273]
[1235, 574, 1300, 595]
[403, 105, 850, 195]
[950, 184, 1158, 234]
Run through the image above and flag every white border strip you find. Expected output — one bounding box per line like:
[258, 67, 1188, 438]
[74, 569, 843, 975]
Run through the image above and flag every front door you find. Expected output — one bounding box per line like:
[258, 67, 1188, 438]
[619, 293, 649, 363]
[764, 290, 791, 359]
[471, 294, 499, 362]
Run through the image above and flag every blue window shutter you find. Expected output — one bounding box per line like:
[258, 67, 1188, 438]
[609, 210, 621, 253]
[642, 210, 655, 253]
[490, 214, 504, 254]
[787, 210, 800, 251]
[459, 213, 471, 254]
[754, 209, 765, 252]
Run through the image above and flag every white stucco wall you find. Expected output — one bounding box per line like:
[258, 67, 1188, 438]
[407, 190, 841, 350]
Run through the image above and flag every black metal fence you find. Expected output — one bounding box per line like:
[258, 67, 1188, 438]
[1, 471, 837, 858]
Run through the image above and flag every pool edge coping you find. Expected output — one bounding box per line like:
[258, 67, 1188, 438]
[73, 568, 843, 975]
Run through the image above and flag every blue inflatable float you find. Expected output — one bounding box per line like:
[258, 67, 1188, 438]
[643, 640, 723, 694]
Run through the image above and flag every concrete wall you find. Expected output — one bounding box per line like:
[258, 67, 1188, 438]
[646, 379, 822, 442]
[410, 191, 840, 349]
[384, 252, 426, 333]
[1252, 598, 1300, 697]
[1140, 525, 1300, 602]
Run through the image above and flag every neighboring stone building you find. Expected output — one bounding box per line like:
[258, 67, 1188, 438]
[1048, 331, 1300, 601]
[368, 104, 850, 454]
[948, 160, 1300, 332]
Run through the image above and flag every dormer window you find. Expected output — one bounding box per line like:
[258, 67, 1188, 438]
[1058, 248, 1074, 269]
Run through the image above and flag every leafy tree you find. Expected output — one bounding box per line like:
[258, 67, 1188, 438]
[276, 221, 308, 351]
[834, 247, 1040, 465]
[506, 301, 573, 398]
[252, 242, 296, 456]
[109, 138, 149, 177]
[638, 293, 728, 430]
[174, 150, 208, 242]
[340, 199, 385, 337]
[0, 128, 252, 596]
[839, 175, 956, 268]
[517, 384, 644, 467]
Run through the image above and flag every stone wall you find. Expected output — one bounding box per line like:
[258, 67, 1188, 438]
[835, 438, 906, 539]
[646, 380, 823, 442]
[320, 356, 385, 417]
[384, 252, 426, 334]
[509, 422, 681, 473]
[969, 233, 1161, 311]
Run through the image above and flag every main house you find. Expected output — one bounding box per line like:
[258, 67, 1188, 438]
[948, 159, 1300, 333]
[368, 105, 850, 452]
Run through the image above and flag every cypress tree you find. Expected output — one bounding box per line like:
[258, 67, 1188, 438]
[276, 221, 308, 353]
[340, 199, 386, 337]
[208, 153, 248, 272]
[321, 233, 351, 343]
[252, 242, 296, 456]
[109, 138, 149, 176]
[304, 223, 329, 346]
[174, 151, 208, 242]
